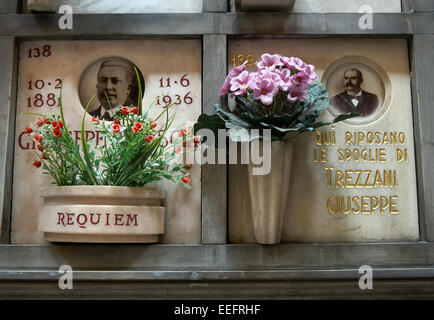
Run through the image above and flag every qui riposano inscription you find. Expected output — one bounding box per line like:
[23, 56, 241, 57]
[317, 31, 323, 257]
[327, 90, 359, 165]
[314, 129, 408, 215]
[228, 39, 419, 243]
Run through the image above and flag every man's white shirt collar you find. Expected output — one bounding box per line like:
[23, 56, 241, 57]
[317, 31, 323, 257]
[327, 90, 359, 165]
[347, 90, 362, 107]
[99, 105, 120, 119]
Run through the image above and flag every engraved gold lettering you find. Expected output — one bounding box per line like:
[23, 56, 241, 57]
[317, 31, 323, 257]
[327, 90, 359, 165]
[352, 196, 361, 214]
[364, 170, 373, 188]
[346, 132, 353, 145]
[370, 196, 379, 214]
[380, 196, 388, 214]
[324, 166, 334, 188]
[390, 196, 399, 214]
[335, 170, 344, 188]
[327, 196, 337, 214]
[355, 170, 363, 188]
[373, 170, 383, 188]
[361, 196, 370, 214]
[345, 170, 354, 188]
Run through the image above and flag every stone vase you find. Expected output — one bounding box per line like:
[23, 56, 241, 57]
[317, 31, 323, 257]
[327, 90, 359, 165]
[39, 186, 165, 243]
[247, 141, 293, 244]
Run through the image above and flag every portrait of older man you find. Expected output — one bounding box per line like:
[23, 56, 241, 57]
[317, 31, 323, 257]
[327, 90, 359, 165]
[331, 68, 379, 117]
[90, 58, 136, 121]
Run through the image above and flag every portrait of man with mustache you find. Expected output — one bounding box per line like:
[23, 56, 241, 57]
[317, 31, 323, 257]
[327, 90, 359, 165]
[90, 58, 137, 121]
[331, 68, 379, 117]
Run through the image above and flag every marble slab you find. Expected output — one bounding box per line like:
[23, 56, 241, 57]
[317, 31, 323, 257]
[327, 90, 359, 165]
[12, 40, 202, 244]
[292, 0, 401, 12]
[228, 39, 419, 243]
[24, 0, 202, 13]
[230, 0, 401, 12]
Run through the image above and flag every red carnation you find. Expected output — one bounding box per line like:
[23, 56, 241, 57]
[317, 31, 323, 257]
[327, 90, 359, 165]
[36, 119, 44, 127]
[182, 177, 191, 184]
[44, 118, 51, 124]
[111, 124, 121, 133]
[121, 106, 129, 115]
[150, 121, 157, 129]
[53, 129, 62, 138]
[129, 107, 138, 114]
[37, 144, 44, 152]
[145, 134, 154, 142]
[33, 160, 41, 168]
[113, 119, 120, 125]
[91, 117, 99, 123]
[132, 122, 144, 133]
[41, 153, 48, 160]
[24, 126, 33, 133]
[179, 129, 187, 137]
[34, 134, 42, 142]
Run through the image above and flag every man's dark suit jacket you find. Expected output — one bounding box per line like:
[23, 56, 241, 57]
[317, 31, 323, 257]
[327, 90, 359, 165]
[89, 106, 121, 121]
[331, 90, 379, 117]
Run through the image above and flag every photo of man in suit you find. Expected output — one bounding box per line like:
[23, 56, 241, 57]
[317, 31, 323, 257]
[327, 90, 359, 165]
[90, 58, 136, 121]
[331, 68, 379, 117]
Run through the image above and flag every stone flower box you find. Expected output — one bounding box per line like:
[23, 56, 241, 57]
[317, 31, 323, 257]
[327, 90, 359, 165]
[39, 186, 165, 243]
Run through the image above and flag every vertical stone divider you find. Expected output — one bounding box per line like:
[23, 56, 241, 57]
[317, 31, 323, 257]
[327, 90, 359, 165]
[411, 35, 434, 241]
[203, 0, 228, 12]
[202, 35, 228, 244]
[0, 37, 18, 243]
[403, 0, 434, 12]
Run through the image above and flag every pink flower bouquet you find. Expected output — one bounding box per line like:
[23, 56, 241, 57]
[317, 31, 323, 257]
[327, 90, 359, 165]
[196, 53, 358, 141]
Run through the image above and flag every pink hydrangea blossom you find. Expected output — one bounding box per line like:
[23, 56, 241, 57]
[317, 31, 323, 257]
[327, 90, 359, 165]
[228, 61, 248, 78]
[259, 69, 284, 89]
[219, 61, 248, 96]
[291, 71, 310, 91]
[256, 53, 284, 71]
[230, 71, 255, 96]
[219, 77, 231, 96]
[287, 84, 308, 103]
[220, 53, 317, 105]
[305, 64, 319, 82]
[252, 76, 278, 105]
[275, 68, 292, 91]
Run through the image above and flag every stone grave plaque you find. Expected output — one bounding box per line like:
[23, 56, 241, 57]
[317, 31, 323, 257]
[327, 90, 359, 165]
[228, 39, 419, 243]
[13, 40, 202, 244]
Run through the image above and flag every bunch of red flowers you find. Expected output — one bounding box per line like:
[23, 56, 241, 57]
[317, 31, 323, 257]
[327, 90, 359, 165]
[25, 105, 201, 187]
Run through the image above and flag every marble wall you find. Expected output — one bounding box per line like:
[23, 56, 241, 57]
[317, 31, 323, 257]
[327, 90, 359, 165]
[12, 40, 202, 244]
[228, 39, 419, 243]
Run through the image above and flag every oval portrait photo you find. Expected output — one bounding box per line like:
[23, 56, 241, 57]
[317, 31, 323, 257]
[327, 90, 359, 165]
[79, 57, 145, 121]
[322, 56, 391, 125]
